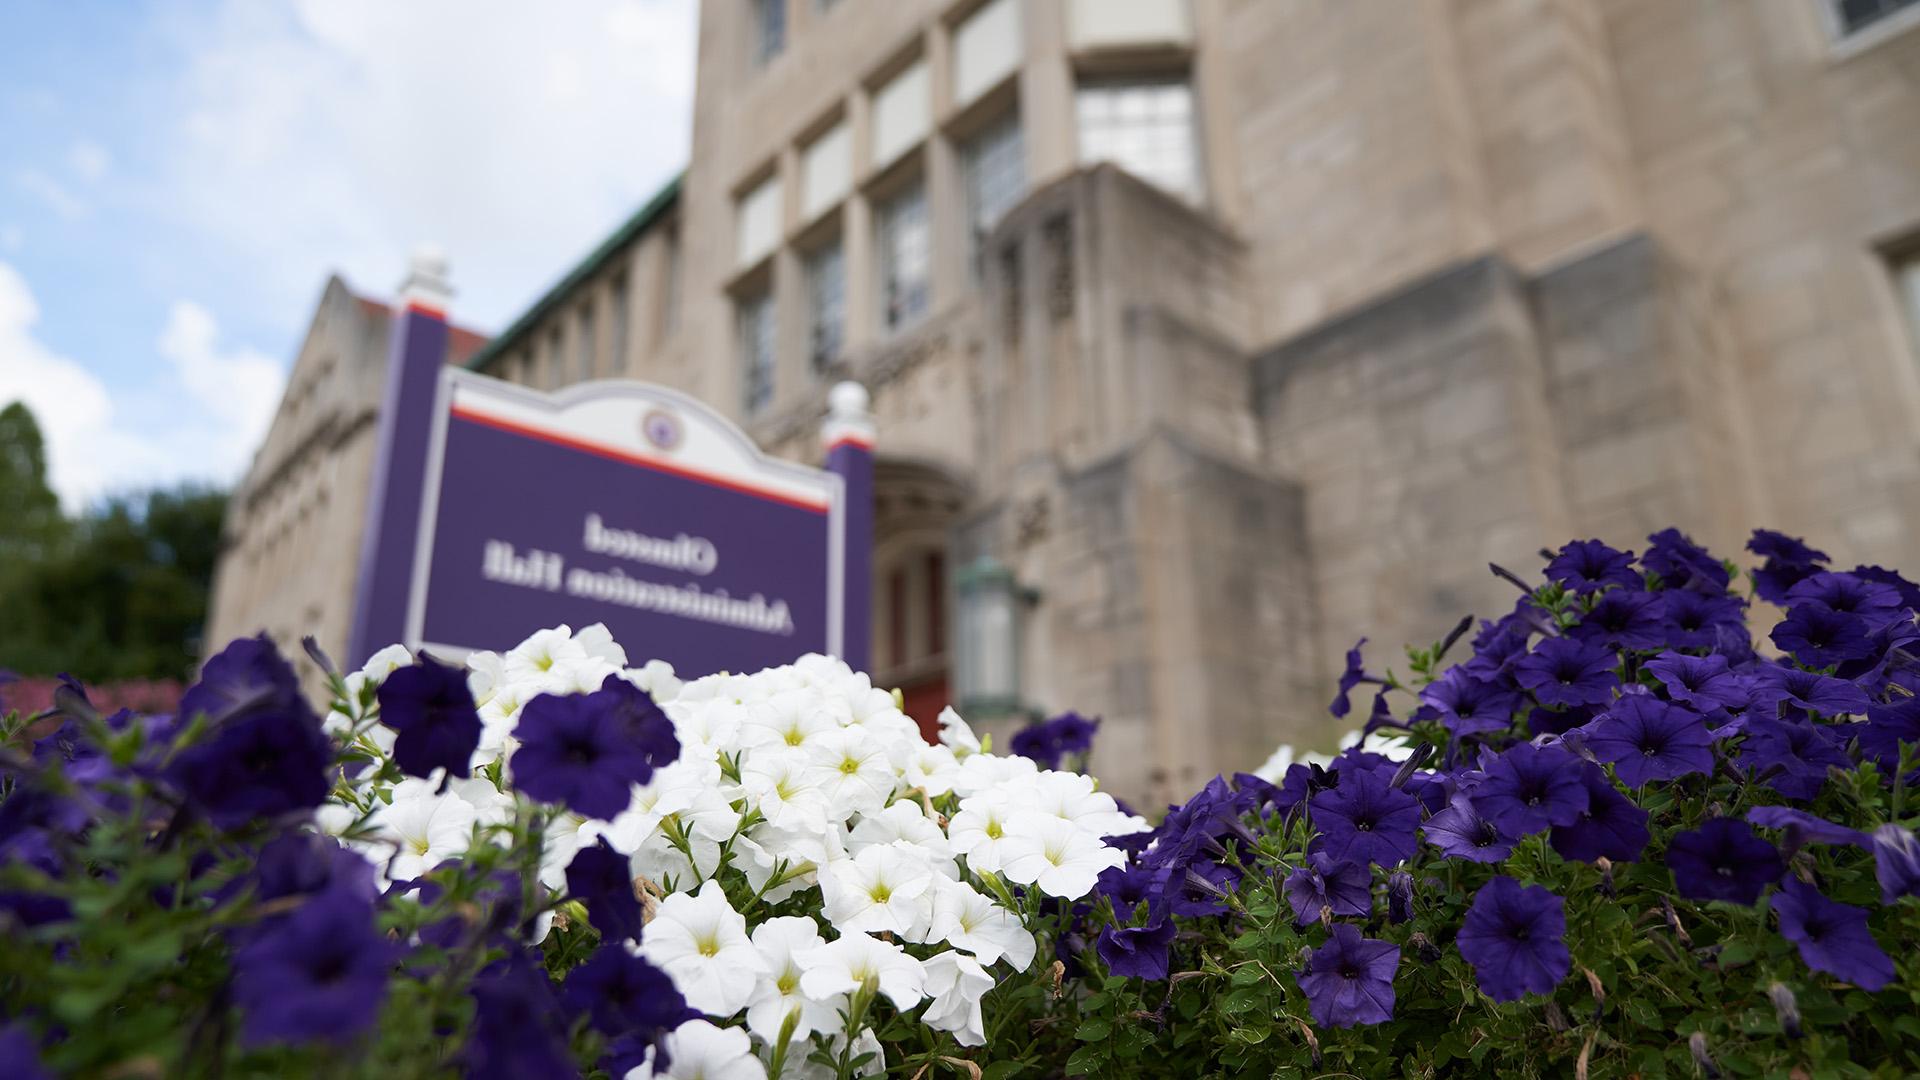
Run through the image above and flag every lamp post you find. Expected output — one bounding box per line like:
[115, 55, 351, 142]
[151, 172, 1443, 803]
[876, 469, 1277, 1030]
[955, 555, 1031, 718]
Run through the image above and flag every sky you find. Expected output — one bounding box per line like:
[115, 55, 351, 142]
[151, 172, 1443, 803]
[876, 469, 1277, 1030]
[0, 0, 696, 511]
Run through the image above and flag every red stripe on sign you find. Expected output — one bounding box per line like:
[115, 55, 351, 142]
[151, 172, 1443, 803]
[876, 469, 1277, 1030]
[825, 435, 874, 454]
[449, 405, 830, 514]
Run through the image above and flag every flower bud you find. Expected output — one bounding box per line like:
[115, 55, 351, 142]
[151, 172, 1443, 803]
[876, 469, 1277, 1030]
[1688, 1032, 1720, 1078]
[1389, 744, 1435, 790]
[1768, 982, 1801, 1039]
[1387, 870, 1414, 924]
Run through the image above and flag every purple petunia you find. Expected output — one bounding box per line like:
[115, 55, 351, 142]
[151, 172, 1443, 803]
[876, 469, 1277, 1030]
[232, 892, 399, 1046]
[1421, 792, 1514, 863]
[560, 943, 692, 1040]
[1667, 819, 1783, 905]
[1419, 669, 1522, 738]
[252, 833, 379, 907]
[1654, 589, 1747, 651]
[1512, 638, 1620, 709]
[1750, 665, 1869, 720]
[1546, 539, 1640, 594]
[1739, 717, 1851, 802]
[1869, 824, 1920, 905]
[1282, 850, 1373, 925]
[1549, 763, 1650, 863]
[1744, 806, 1868, 849]
[1749, 529, 1830, 605]
[1770, 879, 1895, 991]
[1296, 924, 1399, 1028]
[1329, 639, 1368, 719]
[165, 636, 334, 830]
[1786, 571, 1906, 628]
[1642, 527, 1731, 592]
[1580, 694, 1714, 789]
[1858, 696, 1920, 777]
[376, 654, 483, 780]
[510, 675, 679, 820]
[1010, 711, 1102, 770]
[1096, 915, 1177, 980]
[461, 947, 580, 1079]
[1471, 743, 1589, 838]
[1644, 651, 1747, 712]
[1456, 877, 1570, 1003]
[1570, 589, 1667, 651]
[1770, 604, 1875, 669]
[565, 836, 645, 943]
[1307, 771, 1421, 868]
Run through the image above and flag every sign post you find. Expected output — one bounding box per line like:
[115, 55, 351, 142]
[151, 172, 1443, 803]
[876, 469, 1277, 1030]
[347, 258, 874, 675]
[821, 382, 875, 672]
[346, 250, 452, 668]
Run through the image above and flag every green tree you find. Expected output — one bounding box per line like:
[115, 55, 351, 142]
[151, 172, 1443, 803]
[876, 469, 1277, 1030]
[0, 400, 68, 562]
[0, 400, 230, 682]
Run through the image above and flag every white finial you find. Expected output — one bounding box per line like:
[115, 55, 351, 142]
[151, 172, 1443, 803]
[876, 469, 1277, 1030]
[397, 243, 453, 314]
[822, 380, 876, 449]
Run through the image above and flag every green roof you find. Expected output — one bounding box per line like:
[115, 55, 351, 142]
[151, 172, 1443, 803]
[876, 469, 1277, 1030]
[462, 172, 683, 373]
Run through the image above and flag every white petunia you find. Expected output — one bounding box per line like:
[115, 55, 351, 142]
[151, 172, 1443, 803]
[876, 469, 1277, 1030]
[902, 741, 961, 797]
[937, 706, 981, 759]
[1023, 770, 1151, 837]
[503, 625, 587, 685]
[365, 778, 476, 882]
[919, 950, 994, 1046]
[846, 800, 951, 864]
[928, 878, 1037, 969]
[947, 790, 1017, 874]
[820, 844, 935, 937]
[803, 728, 897, 819]
[639, 879, 767, 1016]
[744, 916, 843, 1043]
[739, 749, 832, 834]
[625, 1019, 766, 1080]
[997, 817, 1126, 899]
[796, 933, 925, 1011]
[949, 751, 1038, 798]
[738, 691, 837, 753]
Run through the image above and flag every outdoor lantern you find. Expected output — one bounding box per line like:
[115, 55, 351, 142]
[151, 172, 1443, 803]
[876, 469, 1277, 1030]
[955, 554, 1029, 718]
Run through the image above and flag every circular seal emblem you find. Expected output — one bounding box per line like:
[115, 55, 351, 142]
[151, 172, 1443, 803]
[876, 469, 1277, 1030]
[640, 408, 682, 451]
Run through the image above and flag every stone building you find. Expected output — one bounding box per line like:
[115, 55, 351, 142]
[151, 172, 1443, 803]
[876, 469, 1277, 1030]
[210, 0, 1920, 806]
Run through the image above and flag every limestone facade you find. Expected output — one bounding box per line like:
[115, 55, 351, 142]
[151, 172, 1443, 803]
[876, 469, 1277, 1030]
[210, 0, 1920, 805]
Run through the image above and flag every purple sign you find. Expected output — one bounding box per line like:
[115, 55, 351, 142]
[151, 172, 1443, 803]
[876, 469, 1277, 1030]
[400, 372, 854, 675]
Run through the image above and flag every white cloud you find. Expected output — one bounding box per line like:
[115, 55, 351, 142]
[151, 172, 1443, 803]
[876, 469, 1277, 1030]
[0, 261, 150, 508]
[69, 139, 111, 183]
[152, 0, 696, 330]
[15, 170, 86, 219]
[157, 300, 284, 466]
[0, 261, 285, 509]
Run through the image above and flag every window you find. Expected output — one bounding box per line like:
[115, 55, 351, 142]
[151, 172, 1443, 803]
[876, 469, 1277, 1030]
[801, 121, 852, 220]
[736, 175, 783, 267]
[609, 273, 630, 373]
[738, 291, 776, 414]
[953, 0, 1022, 107]
[806, 242, 846, 372]
[872, 59, 931, 168]
[877, 183, 931, 333]
[751, 0, 786, 68]
[1834, 0, 1920, 36]
[1076, 77, 1200, 204]
[546, 326, 564, 388]
[963, 112, 1027, 270]
[576, 302, 596, 382]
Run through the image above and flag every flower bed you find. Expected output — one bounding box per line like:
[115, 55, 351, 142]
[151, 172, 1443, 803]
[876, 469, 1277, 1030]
[3, 527, 1919, 1078]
